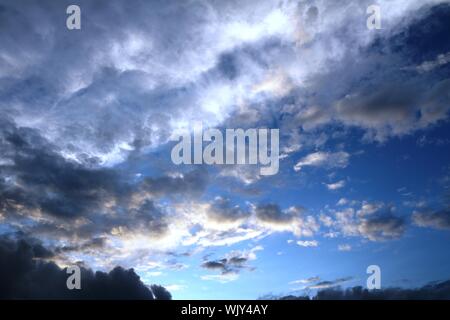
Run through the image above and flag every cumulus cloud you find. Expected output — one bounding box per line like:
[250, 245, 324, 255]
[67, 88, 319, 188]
[167, 199, 319, 250]
[254, 204, 319, 237]
[206, 197, 251, 224]
[321, 202, 406, 241]
[0, 236, 170, 299]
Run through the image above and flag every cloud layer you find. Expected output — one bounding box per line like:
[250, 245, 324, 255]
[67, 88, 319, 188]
[0, 236, 170, 299]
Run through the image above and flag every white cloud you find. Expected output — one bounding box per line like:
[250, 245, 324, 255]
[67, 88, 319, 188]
[201, 273, 239, 283]
[294, 152, 350, 172]
[297, 240, 319, 247]
[325, 180, 346, 190]
[338, 244, 352, 251]
[289, 276, 320, 285]
[164, 284, 186, 292]
[415, 52, 450, 73]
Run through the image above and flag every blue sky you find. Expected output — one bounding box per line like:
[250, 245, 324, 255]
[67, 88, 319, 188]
[0, 0, 450, 299]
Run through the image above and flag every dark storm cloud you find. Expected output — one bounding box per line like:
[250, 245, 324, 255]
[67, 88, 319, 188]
[0, 236, 171, 299]
[0, 117, 206, 240]
[0, 116, 123, 219]
[279, 280, 450, 300]
[55, 237, 107, 254]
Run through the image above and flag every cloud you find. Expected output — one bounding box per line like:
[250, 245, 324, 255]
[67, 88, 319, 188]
[0, 117, 218, 270]
[142, 169, 209, 198]
[286, 276, 354, 291]
[289, 276, 321, 285]
[206, 197, 251, 224]
[254, 204, 319, 237]
[164, 284, 186, 292]
[279, 279, 450, 300]
[294, 152, 350, 172]
[307, 277, 354, 290]
[325, 180, 346, 191]
[0, 236, 170, 299]
[322, 202, 406, 241]
[414, 51, 450, 73]
[0, 0, 449, 297]
[338, 244, 352, 252]
[273, 2, 450, 143]
[413, 209, 450, 230]
[200, 246, 263, 282]
[201, 273, 239, 283]
[357, 215, 406, 241]
[297, 240, 319, 248]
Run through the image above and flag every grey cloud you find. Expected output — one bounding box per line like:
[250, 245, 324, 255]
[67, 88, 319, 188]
[201, 255, 248, 275]
[0, 117, 206, 242]
[334, 79, 450, 141]
[358, 215, 406, 241]
[327, 203, 406, 241]
[0, 236, 171, 299]
[307, 277, 354, 290]
[0, 116, 123, 220]
[207, 197, 250, 223]
[254, 204, 319, 237]
[201, 247, 261, 277]
[0, 0, 239, 163]
[279, 279, 450, 300]
[413, 208, 450, 230]
[255, 204, 299, 224]
[276, 3, 450, 143]
[201, 257, 248, 275]
[55, 237, 106, 254]
[202, 260, 229, 272]
[142, 169, 208, 198]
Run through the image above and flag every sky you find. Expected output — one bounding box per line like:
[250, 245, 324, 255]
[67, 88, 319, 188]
[0, 0, 450, 300]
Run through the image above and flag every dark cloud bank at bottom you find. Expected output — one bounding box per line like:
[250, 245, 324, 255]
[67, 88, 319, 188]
[277, 281, 450, 300]
[0, 236, 171, 299]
